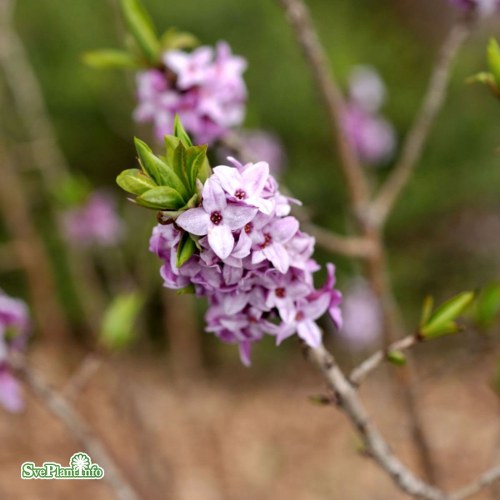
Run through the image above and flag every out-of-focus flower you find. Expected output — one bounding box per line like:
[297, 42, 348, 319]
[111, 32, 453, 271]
[343, 104, 396, 166]
[337, 280, 382, 350]
[217, 130, 286, 176]
[342, 66, 396, 166]
[63, 191, 123, 247]
[149, 157, 342, 365]
[449, 0, 500, 16]
[0, 290, 30, 413]
[134, 41, 247, 145]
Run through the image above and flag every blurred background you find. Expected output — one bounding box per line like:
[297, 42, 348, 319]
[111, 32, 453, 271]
[1, 0, 500, 498]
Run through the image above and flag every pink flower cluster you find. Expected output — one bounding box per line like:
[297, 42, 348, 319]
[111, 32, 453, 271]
[150, 158, 342, 365]
[134, 42, 247, 145]
[342, 66, 396, 166]
[62, 191, 123, 247]
[0, 290, 30, 413]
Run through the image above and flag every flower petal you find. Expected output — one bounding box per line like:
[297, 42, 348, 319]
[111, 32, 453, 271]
[213, 165, 241, 195]
[272, 216, 299, 243]
[208, 224, 234, 259]
[203, 178, 227, 213]
[176, 208, 210, 236]
[223, 204, 257, 230]
[241, 161, 269, 197]
[297, 320, 322, 348]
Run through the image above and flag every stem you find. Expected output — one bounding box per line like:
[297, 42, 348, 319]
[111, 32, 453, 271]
[371, 18, 472, 227]
[277, 0, 370, 219]
[306, 341, 500, 500]
[18, 363, 141, 500]
[350, 333, 418, 385]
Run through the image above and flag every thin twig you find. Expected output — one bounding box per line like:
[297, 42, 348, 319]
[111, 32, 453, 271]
[306, 342, 446, 500]
[306, 341, 500, 500]
[277, 0, 370, 219]
[18, 363, 140, 500]
[371, 18, 472, 227]
[62, 354, 102, 401]
[304, 222, 376, 258]
[350, 334, 418, 386]
[449, 466, 500, 500]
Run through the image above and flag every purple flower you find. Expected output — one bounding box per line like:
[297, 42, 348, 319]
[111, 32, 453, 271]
[213, 161, 273, 214]
[63, 191, 123, 247]
[337, 280, 382, 350]
[0, 290, 30, 413]
[343, 104, 396, 166]
[343, 66, 396, 166]
[135, 41, 247, 145]
[176, 177, 256, 259]
[150, 156, 342, 365]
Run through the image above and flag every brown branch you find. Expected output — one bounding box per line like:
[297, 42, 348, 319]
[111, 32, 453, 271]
[304, 222, 376, 258]
[0, 147, 69, 342]
[370, 18, 472, 227]
[306, 342, 446, 500]
[18, 362, 140, 500]
[306, 341, 500, 500]
[277, 0, 370, 219]
[449, 466, 500, 500]
[350, 334, 418, 386]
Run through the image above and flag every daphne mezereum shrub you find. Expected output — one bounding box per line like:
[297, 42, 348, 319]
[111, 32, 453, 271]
[134, 42, 247, 145]
[117, 119, 342, 365]
[0, 291, 30, 412]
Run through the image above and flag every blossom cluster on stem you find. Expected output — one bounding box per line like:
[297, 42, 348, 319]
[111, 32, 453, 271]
[150, 157, 342, 365]
[342, 66, 396, 166]
[135, 42, 247, 145]
[0, 290, 30, 413]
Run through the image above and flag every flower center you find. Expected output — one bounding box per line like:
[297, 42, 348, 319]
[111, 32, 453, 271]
[244, 222, 253, 234]
[260, 233, 272, 249]
[295, 311, 304, 321]
[210, 211, 223, 225]
[275, 287, 286, 298]
[235, 188, 247, 200]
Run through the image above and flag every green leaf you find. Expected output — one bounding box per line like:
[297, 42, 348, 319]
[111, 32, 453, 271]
[387, 351, 407, 366]
[488, 39, 500, 87]
[172, 141, 188, 186]
[82, 49, 140, 69]
[116, 168, 157, 195]
[176, 233, 197, 267]
[160, 28, 199, 51]
[134, 138, 188, 199]
[120, 0, 160, 63]
[100, 292, 143, 350]
[136, 186, 185, 210]
[186, 145, 209, 189]
[421, 291, 475, 339]
[475, 283, 500, 328]
[163, 135, 180, 167]
[174, 115, 193, 147]
[466, 71, 495, 87]
[420, 296, 434, 328]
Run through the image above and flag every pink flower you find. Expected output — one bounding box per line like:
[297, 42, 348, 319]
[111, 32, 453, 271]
[63, 191, 123, 247]
[134, 41, 247, 145]
[176, 177, 256, 259]
[149, 155, 342, 365]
